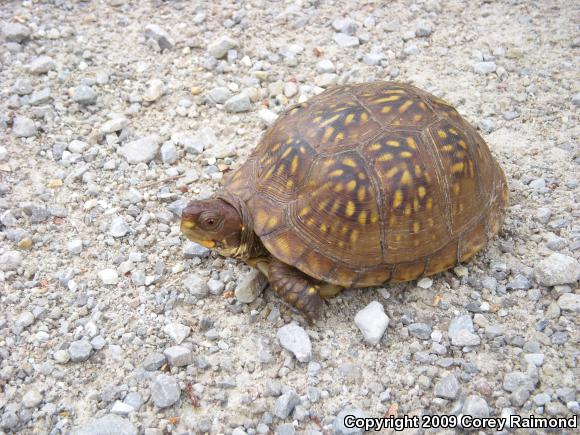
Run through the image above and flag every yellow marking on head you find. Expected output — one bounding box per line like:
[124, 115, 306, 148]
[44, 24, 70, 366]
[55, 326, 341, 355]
[182, 221, 195, 229]
[441, 144, 453, 152]
[381, 106, 392, 113]
[451, 162, 464, 173]
[398, 100, 414, 113]
[377, 153, 393, 162]
[357, 187, 366, 202]
[386, 140, 400, 147]
[413, 222, 420, 233]
[370, 211, 379, 223]
[323, 127, 334, 141]
[360, 112, 369, 123]
[308, 287, 317, 295]
[400, 151, 413, 158]
[437, 130, 447, 139]
[357, 211, 367, 224]
[281, 147, 293, 158]
[350, 229, 359, 243]
[458, 140, 468, 149]
[345, 113, 355, 125]
[426, 198, 433, 210]
[393, 189, 403, 208]
[346, 180, 357, 192]
[374, 96, 401, 103]
[452, 183, 461, 194]
[401, 170, 412, 185]
[418, 186, 427, 198]
[200, 240, 216, 248]
[345, 201, 356, 217]
[334, 132, 345, 143]
[342, 158, 357, 167]
[298, 207, 310, 217]
[290, 156, 299, 174]
[321, 114, 340, 127]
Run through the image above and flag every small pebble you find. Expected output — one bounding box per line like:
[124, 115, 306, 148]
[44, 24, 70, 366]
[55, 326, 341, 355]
[276, 323, 312, 362]
[354, 301, 390, 345]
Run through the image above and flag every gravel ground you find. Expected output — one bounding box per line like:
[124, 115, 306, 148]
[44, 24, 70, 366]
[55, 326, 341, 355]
[1, 0, 579, 434]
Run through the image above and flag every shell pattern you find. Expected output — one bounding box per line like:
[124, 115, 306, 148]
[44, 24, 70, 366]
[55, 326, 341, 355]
[224, 82, 508, 287]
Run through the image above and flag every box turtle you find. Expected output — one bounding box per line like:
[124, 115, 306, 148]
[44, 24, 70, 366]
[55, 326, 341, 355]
[181, 81, 508, 319]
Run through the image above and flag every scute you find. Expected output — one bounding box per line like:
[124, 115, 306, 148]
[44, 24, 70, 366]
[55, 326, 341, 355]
[229, 81, 507, 287]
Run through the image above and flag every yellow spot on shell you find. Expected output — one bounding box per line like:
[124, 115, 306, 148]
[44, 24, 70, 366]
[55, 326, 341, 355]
[401, 170, 412, 185]
[321, 114, 340, 127]
[413, 114, 423, 122]
[342, 158, 357, 167]
[357, 172, 367, 180]
[449, 128, 459, 135]
[400, 151, 413, 158]
[263, 167, 275, 180]
[345, 201, 355, 217]
[271, 143, 281, 152]
[255, 210, 268, 228]
[452, 183, 461, 194]
[458, 140, 468, 149]
[427, 218, 434, 227]
[318, 199, 329, 211]
[385, 166, 400, 179]
[276, 164, 286, 176]
[331, 200, 341, 213]
[413, 197, 420, 211]
[323, 127, 334, 141]
[334, 132, 344, 142]
[370, 212, 379, 223]
[418, 186, 427, 198]
[357, 187, 366, 202]
[459, 203, 465, 212]
[358, 211, 367, 224]
[330, 169, 344, 177]
[399, 99, 414, 113]
[393, 190, 403, 208]
[413, 222, 420, 233]
[441, 145, 453, 152]
[418, 102, 427, 110]
[426, 198, 433, 210]
[377, 153, 393, 162]
[350, 229, 359, 243]
[345, 113, 355, 125]
[281, 147, 293, 158]
[370, 143, 382, 151]
[451, 162, 465, 173]
[267, 217, 278, 228]
[360, 112, 369, 123]
[404, 204, 412, 215]
[406, 137, 418, 149]
[286, 179, 294, 189]
[298, 207, 310, 217]
[437, 130, 447, 139]
[308, 287, 317, 295]
[299, 146, 306, 154]
[320, 223, 328, 233]
[381, 106, 392, 113]
[414, 165, 422, 177]
[286, 138, 293, 145]
[334, 184, 344, 193]
[374, 95, 401, 103]
[387, 140, 400, 147]
[346, 180, 357, 192]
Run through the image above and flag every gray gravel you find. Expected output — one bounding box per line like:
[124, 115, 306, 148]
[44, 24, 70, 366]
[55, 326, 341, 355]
[1, 0, 578, 433]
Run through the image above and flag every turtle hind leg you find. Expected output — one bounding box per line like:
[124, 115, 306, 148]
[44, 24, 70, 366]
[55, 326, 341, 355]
[268, 258, 323, 320]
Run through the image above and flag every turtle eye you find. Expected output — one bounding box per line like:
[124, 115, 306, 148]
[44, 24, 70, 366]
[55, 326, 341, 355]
[200, 212, 221, 230]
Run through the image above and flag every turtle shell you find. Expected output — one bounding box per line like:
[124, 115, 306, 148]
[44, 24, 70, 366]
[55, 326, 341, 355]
[224, 81, 508, 287]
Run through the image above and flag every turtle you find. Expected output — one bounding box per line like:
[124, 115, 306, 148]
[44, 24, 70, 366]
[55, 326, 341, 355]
[181, 81, 508, 319]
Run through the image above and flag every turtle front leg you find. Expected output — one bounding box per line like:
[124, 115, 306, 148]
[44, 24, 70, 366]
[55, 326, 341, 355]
[268, 259, 323, 320]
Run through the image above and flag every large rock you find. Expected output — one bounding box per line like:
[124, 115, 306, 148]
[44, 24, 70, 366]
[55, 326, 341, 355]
[151, 374, 180, 408]
[535, 253, 580, 286]
[276, 323, 312, 362]
[118, 136, 160, 164]
[354, 301, 389, 345]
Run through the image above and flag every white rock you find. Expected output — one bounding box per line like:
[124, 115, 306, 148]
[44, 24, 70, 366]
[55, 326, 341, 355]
[258, 108, 278, 126]
[163, 323, 191, 344]
[111, 401, 134, 416]
[27, 56, 56, 74]
[163, 346, 193, 366]
[101, 117, 128, 134]
[235, 269, 268, 303]
[224, 93, 252, 113]
[473, 61, 497, 74]
[98, 269, 119, 285]
[16, 311, 34, 328]
[417, 277, 433, 289]
[451, 329, 481, 346]
[144, 24, 174, 51]
[12, 116, 37, 138]
[535, 253, 580, 286]
[67, 239, 83, 255]
[316, 59, 336, 73]
[118, 135, 160, 164]
[208, 36, 238, 59]
[277, 323, 312, 362]
[68, 140, 89, 154]
[354, 301, 390, 345]
[110, 216, 130, 238]
[557, 293, 580, 313]
[22, 389, 43, 408]
[0, 250, 23, 271]
[333, 33, 359, 47]
[143, 79, 164, 102]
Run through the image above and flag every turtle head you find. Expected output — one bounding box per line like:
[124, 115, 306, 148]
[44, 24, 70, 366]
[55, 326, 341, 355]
[181, 197, 243, 257]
